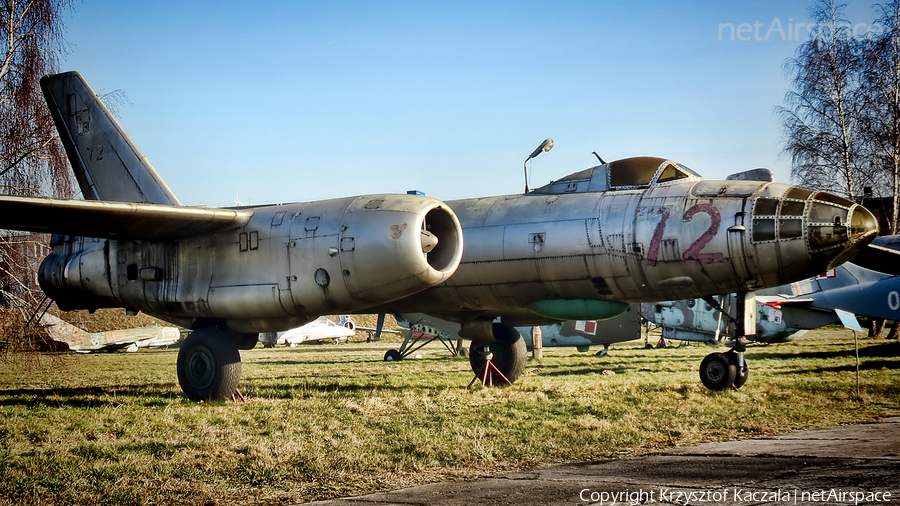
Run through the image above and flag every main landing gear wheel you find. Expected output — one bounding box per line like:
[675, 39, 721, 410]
[468, 335, 527, 386]
[384, 349, 403, 362]
[699, 352, 736, 391]
[177, 328, 242, 401]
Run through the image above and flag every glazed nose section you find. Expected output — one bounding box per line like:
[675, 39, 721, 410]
[849, 204, 878, 241]
[807, 191, 878, 268]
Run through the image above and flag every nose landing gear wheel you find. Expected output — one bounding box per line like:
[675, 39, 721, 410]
[699, 352, 736, 391]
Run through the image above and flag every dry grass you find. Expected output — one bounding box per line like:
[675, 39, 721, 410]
[0, 326, 896, 505]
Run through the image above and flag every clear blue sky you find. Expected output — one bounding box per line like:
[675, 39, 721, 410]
[58, 1, 879, 207]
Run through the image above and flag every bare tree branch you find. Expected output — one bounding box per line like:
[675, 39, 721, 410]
[778, 0, 868, 200]
[858, 0, 900, 232]
[0, 0, 75, 309]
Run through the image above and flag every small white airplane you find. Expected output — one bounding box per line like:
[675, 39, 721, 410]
[265, 316, 356, 347]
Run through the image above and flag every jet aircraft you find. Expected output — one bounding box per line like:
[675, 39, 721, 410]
[260, 315, 356, 347]
[0, 71, 880, 400]
[522, 311, 642, 356]
[39, 313, 180, 352]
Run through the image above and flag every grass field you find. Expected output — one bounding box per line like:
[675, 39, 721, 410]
[0, 327, 897, 505]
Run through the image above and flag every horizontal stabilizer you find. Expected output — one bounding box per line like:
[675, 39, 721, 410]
[0, 195, 250, 239]
[757, 296, 815, 305]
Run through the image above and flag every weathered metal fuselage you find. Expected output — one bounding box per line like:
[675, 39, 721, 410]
[38, 195, 463, 332]
[37, 157, 877, 336]
[381, 158, 877, 328]
[31, 71, 880, 395]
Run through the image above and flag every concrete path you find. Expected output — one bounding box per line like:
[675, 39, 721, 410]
[299, 417, 900, 506]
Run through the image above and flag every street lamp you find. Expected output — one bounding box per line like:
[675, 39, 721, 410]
[523, 138, 553, 193]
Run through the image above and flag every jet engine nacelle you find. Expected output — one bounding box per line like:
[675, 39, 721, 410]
[284, 195, 463, 313]
[38, 194, 464, 332]
[38, 237, 115, 312]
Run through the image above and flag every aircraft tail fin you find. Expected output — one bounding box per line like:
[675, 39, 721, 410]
[40, 72, 180, 205]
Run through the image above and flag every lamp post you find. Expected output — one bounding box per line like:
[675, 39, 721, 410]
[523, 138, 553, 193]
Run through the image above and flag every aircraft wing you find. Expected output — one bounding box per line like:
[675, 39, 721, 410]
[0, 195, 251, 240]
[757, 295, 815, 305]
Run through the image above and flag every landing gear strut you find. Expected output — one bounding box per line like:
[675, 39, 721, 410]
[383, 326, 467, 361]
[177, 327, 243, 401]
[698, 292, 753, 390]
[731, 342, 750, 388]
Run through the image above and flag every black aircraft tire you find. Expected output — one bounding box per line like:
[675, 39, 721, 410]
[384, 349, 403, 362]
[699, 352, 736, 391]
[728, 353, 749, 389]
[177, 328, 242, 402]
[235, 332, 260, 350]
[468, 334, 527, 385]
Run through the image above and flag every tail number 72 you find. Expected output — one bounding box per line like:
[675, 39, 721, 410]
[645, 203, 723, 266]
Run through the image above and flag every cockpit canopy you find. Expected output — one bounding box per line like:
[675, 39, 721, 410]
[531, 156, 702, 194]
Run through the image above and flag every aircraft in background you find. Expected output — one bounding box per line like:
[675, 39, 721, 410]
[387, 308, 640, 362]
[524, 309, 642, 357]
[642, 257, 900, 388]
[260, 315, 356, 347]
[0, 71, 880, 399]
[384, 304, 641, 362]
[39, 313, 180, 352]
[643, 259, 900, 345]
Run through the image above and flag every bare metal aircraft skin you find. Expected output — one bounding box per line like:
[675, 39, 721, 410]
[374, 163, 878, 326]
[0, 71, 879, 400]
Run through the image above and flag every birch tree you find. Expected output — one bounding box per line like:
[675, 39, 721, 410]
[860, 0, 900, 233]
[780, 0, 866, 199]
[0, 0, 75, 309]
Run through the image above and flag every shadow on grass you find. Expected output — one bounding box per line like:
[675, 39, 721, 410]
[773, 360, 900, 374]
[748, 342, 899, 361]
[0, 384, 179, 407]
[532, 353, 701, 372]
[242, 377, 458, 398]
[250, 358, 390, 367]
[539, 366, 633, 378]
